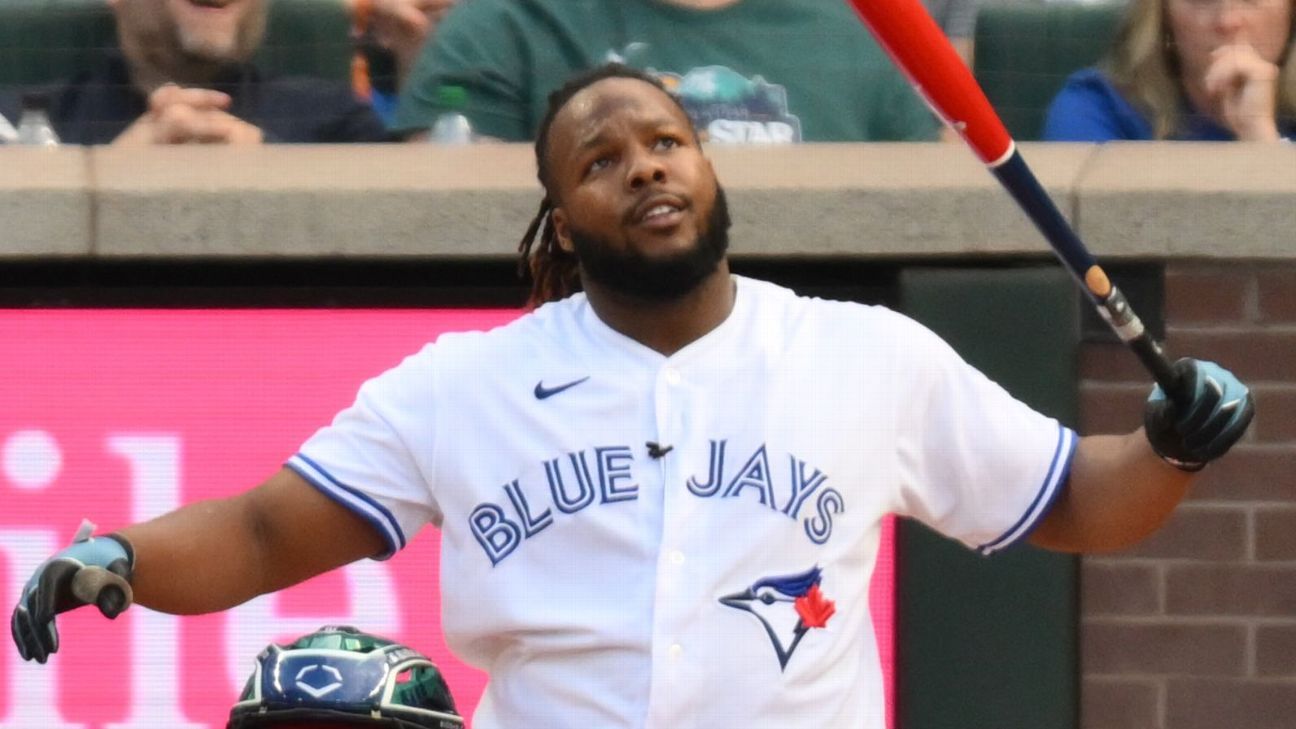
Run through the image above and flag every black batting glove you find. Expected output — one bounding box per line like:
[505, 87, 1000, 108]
[11, 521, 135, 664]
[1144, 358, 1255, 472]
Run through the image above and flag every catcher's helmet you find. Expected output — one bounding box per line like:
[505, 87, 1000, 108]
[227, 625, 464, 729]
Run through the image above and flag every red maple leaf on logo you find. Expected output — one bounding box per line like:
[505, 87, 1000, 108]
[794, 584, 836, 629]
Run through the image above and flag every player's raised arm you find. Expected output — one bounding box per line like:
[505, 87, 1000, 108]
[10, 467, 385, 664]
[1030, 358, 1254, 553]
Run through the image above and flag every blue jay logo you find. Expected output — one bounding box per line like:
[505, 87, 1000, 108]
[720, 566, 837, 670]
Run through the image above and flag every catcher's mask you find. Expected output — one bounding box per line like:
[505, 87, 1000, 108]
[227, 625, 464, 729]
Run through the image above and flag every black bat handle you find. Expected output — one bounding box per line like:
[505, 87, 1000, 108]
[1096, 287, 1188, 407]
[989, 151, 1190, 407]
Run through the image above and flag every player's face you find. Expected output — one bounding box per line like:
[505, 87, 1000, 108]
[546, 77, 730, 300]
[111, 0, 268, 76]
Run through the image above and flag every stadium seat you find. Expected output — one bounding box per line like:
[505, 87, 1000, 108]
[0, 0, 353, 88]
[973, 2, 1125, 140]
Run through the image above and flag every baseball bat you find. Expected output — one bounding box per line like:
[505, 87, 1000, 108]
[844, 0, 1185, 403]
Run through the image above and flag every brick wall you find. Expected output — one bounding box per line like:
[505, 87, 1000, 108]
[1079, 262, 1296, 729]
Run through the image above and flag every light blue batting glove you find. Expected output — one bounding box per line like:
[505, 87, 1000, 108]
[10, 521, 134, 664]
[1144, 358, 1255, 471]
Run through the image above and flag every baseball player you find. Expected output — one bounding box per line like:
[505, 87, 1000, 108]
[12, 64, 1254, 728]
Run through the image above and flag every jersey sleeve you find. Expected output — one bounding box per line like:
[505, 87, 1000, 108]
[287, 344, 442, 559]
[891, 317, 1077, 555]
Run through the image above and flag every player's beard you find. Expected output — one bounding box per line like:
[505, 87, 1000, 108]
[569, 184, 731, 302]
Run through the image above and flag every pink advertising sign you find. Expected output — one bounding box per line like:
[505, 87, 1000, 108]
[0, 309, 893, 728]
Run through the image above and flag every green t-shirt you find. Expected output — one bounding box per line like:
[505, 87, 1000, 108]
[395, 0, 939, 143]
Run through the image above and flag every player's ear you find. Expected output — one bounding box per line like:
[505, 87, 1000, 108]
[550, 206, 576, 254]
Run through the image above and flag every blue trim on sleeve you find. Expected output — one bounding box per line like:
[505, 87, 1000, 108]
[286, 453, 407, 560]
[976, 425, 1078, 556]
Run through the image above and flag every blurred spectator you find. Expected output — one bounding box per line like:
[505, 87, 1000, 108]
[924, 0, 979, 68]
[1042, 0, 1295, 140]
[350, 0, 457, 126]
[392, 0, 939, 143]
[0, 0, 389, 145]
[923, 0, 980, 141]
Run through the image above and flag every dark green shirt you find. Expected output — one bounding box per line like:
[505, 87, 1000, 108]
[395, 0, 939, 143]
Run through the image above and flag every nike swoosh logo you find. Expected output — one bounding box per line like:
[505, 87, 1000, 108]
[534, 376, 590, 400]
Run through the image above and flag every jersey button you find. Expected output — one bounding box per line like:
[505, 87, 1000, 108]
[669, 643, 684, 659]
[664, 367, 681, 386]
[669, 550, 685, 565]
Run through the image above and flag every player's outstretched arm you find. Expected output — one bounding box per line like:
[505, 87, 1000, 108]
[11, 468, 385, 663]
[1030, 358, 1254, 553]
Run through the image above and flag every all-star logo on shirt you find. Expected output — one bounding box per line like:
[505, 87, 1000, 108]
[720, 565, 836, 670]
[658, 66, 804, 144]
[603, 45, 803, 145]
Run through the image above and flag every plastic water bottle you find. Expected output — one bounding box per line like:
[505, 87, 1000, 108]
[429, 85, 473, 145]
[15, 93, 59, 147]
[0, 110, 17, 144]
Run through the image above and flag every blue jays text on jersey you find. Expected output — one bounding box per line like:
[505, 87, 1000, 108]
[470, 439, 843, 565]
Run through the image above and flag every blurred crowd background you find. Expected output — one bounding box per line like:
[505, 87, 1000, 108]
[0, 0, 1290, 149]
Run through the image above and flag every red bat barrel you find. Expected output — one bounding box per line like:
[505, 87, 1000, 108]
[846, 0, 1014, 165]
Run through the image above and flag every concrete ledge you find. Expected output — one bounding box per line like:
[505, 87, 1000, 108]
[91, 144, 540, 258]
[1077, 142, 1296, 260]
[0, 142, 1292, 261]
[0, 147, 92, 256]
[713, 143, 1091, 257]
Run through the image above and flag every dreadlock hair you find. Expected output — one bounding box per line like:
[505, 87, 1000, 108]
[517, 63, 696, 308]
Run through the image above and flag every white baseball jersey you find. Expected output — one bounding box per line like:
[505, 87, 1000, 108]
[289, 275, 1076, 729]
